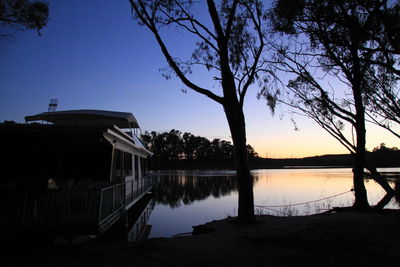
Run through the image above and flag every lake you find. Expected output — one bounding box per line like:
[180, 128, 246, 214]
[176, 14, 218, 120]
[143, 168, 400, 238]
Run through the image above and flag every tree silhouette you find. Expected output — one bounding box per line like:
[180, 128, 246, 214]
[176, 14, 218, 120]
[142, 129, 183, 160]
[370, 143, 400, 167]
[0, 0, 49, 37]
[182, 132, 197, 160]
[142, 129, 258, 164]
[359, 2, 400, 139]
[263, 0, 400, 209]
[247, 144, 258, 159]
[130, 0, 269, 223]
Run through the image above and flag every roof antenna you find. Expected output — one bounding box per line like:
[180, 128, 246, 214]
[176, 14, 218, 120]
[48, 99, 58, 112]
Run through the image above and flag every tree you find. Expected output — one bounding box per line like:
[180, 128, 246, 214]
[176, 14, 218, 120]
[263, 0, 400, 209]
[370, 143, 400, 167]
[338, 0, 400, 196]
[0, 0, 49, 37]
[142, 129, 184, 160]
[359, 1, 400, 139]
[130, 0, 268, 223]
[142, 129, 258, 164]
[182, 132, 197, 160]
[247, 144, 258, 159]
[209, 138, 234, 160]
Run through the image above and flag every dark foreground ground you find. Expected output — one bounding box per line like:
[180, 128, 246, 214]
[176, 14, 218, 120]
[4, 210, 400, 267]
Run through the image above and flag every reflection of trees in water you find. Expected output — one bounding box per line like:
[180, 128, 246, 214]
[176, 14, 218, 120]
[153, 176, 238, 208]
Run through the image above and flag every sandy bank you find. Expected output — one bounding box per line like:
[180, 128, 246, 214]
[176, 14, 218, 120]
[5, 210, 400, 266]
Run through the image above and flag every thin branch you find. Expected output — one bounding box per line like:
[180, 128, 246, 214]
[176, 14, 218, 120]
[130, 0, 223, 104]
[239, 1, 264, 106]
[224, 0, 239, 41]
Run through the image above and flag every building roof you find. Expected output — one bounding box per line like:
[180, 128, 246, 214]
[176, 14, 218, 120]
[25, 109, 140, 128]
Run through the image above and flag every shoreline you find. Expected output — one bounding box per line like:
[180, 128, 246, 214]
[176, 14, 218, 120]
[149, 165, 400, 172]
[5, 209, 400, 266]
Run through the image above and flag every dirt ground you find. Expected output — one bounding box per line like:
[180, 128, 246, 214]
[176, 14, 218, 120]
[4, 209, 400, 267]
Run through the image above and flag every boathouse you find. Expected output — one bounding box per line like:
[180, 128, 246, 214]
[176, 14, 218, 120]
[0, 110, 154, 234]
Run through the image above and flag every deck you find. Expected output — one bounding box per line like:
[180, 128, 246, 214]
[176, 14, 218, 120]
[0, 175, 156, 234]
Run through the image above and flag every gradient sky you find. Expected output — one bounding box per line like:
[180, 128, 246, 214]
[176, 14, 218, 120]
[0, 0, 398, 158]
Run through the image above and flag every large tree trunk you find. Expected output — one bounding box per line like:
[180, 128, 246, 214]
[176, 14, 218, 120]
[216, 24, 255, 223]
[224, 101, 255, 224]
[352, 84, 370, 210]
[352, 150, 369, 209]
[349, 44, 371, 210]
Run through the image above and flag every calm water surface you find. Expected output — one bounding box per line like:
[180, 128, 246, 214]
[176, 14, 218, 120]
[146, 168, 400, 238]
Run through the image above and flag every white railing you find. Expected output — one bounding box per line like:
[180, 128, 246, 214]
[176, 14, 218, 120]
[98, 175, 155, 227]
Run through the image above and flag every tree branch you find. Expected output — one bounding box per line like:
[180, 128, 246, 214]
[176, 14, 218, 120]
[130, 0, 223, 104]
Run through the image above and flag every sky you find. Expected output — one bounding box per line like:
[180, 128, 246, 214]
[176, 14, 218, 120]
[0, 0, 398, 158]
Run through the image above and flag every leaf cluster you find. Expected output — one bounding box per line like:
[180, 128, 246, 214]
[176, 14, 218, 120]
[0, 0, 49, 36]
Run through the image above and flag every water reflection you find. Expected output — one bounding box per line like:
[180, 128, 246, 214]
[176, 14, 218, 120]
[148, 168, 400, 238]
[152, 175, 238, 208]
[125, 194, 155, 243]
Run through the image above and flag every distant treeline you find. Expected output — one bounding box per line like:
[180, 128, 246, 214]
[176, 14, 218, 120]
[253, 143, 400, 169]
[252, 144, 400, 169]
[369, 143, 400, 167]
[141, 129, 258, 169]
[141, 130, 400, 170]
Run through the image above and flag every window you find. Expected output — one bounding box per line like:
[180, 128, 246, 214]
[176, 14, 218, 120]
[140, 157, 147, 176]
[134, 155, 139, 179]
[112, 149, 123, 182]
[124, 152, 132, 176]
[112, 150, 133, 182]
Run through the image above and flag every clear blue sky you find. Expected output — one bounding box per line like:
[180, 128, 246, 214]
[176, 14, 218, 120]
[0, 0, 398, 158]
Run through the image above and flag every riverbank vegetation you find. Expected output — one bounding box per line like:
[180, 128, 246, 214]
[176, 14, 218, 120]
[142, 130, 400, 170]
[141, 129, 257, 169]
